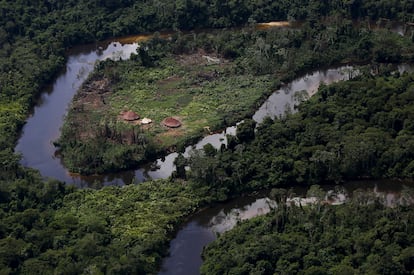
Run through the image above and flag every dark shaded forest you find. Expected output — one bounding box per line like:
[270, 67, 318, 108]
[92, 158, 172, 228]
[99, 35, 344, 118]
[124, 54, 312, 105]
[1, 0, 414, 274]
[182, 72, 414, 198]
[201, 189, 414, 274]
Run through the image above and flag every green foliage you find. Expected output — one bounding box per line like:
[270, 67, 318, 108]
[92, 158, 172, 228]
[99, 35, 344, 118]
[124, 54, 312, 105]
[173, 153, 187, 179]
[59, 19, 414, 174]
[186, 72, 414, 194]
[0, 177, 206, 274]
[57, 35, 274, 174]
[236, 119, 256, 142]
[1, 2, 414, 275]
[0, 0, 412, 178]
[201, 200, 414, 274]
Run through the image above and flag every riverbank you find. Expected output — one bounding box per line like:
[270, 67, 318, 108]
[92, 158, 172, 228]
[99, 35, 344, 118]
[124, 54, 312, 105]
[56, 46, 273, 174]
[134, 68, 414, 274]
[6, 50, 414, 275]
[200, 192, 414, 274]
[3, 3, 414, 274]
[180, 71, 414, 198]
[56, 21, 414, 175]
[161, 180, 414, 275]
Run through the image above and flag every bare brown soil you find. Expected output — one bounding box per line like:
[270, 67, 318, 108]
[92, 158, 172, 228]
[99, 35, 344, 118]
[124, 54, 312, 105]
[72, 77, 111, 113]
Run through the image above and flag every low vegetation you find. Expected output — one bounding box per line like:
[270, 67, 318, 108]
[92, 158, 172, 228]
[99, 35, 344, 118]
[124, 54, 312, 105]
[0, 177, 211, 274]
[57, 46, 272, 174]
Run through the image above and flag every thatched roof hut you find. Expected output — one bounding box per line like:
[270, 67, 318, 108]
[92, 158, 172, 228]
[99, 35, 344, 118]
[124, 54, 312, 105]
[162, 117, 181, 128]
[122, 110, 140, 121]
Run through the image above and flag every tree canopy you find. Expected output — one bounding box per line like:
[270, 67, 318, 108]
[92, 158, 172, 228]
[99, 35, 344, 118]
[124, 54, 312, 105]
[1, 1, 414, 274]
[201, 194, 414, 275]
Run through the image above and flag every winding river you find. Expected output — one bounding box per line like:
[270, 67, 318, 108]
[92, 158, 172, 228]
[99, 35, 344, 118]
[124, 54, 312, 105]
[15, 21, 412, 187]
[15, 39, 141, 186]
[15, 37, 357, 187]
[14, 22, 414, 274]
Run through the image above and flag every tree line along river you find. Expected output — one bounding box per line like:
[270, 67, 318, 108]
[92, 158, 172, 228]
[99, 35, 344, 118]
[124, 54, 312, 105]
[14, 22, 414, 274]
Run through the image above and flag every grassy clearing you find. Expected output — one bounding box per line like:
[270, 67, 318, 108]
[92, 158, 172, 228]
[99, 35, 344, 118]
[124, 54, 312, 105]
[58, 23, 414, 175]
[58, 49, 273, 174]
[108, 55, 272, 148]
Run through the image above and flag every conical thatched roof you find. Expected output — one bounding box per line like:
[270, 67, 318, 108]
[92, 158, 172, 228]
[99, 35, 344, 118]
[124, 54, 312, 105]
[162, 117, 181, 128]
[122, 110, 140, 121]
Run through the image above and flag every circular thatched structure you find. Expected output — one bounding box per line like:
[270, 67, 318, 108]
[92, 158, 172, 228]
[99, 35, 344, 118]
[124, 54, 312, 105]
[162, 117, 181, 128]
[122, 110, 140, 121]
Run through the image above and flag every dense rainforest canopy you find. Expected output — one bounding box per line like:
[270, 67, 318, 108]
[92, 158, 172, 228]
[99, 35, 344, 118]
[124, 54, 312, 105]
[201, 192, 414, 275]
[1, 0, 414, 274]
[0, 177, 210, 274]
[181, 72, 414, 198]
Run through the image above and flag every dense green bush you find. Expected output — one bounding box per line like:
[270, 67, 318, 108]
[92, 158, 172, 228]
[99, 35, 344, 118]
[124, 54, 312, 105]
[0, 178, 208, 274]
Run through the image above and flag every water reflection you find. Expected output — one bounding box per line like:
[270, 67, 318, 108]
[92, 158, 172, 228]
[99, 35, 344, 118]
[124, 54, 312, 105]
[253, 66, 355, 123]
[15, 40, 140, 186]
[159, 181, 414, 275]
[15, 23, 414, 187]
[16, 61, 410, 187]
[209, 198, 277, 234]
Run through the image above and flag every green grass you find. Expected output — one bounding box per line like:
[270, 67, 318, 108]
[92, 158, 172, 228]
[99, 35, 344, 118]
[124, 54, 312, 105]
[106, 56, 272, 148]
[58, 50, 274, 173]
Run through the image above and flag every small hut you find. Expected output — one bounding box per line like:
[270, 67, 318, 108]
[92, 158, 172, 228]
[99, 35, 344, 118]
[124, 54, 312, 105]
[162, 117, 181, 128]
[122, 110, 140, 121]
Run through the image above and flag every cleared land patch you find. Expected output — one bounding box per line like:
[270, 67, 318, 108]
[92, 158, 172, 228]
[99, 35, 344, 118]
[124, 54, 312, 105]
[57, 47, 273, 174]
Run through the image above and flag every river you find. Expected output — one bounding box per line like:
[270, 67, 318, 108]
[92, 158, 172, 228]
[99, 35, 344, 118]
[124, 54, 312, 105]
[159, 180, 414, 275]
[15, 21, 412, 187]
[14, 42, 358, 187]
[13, 22, 414, 274]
